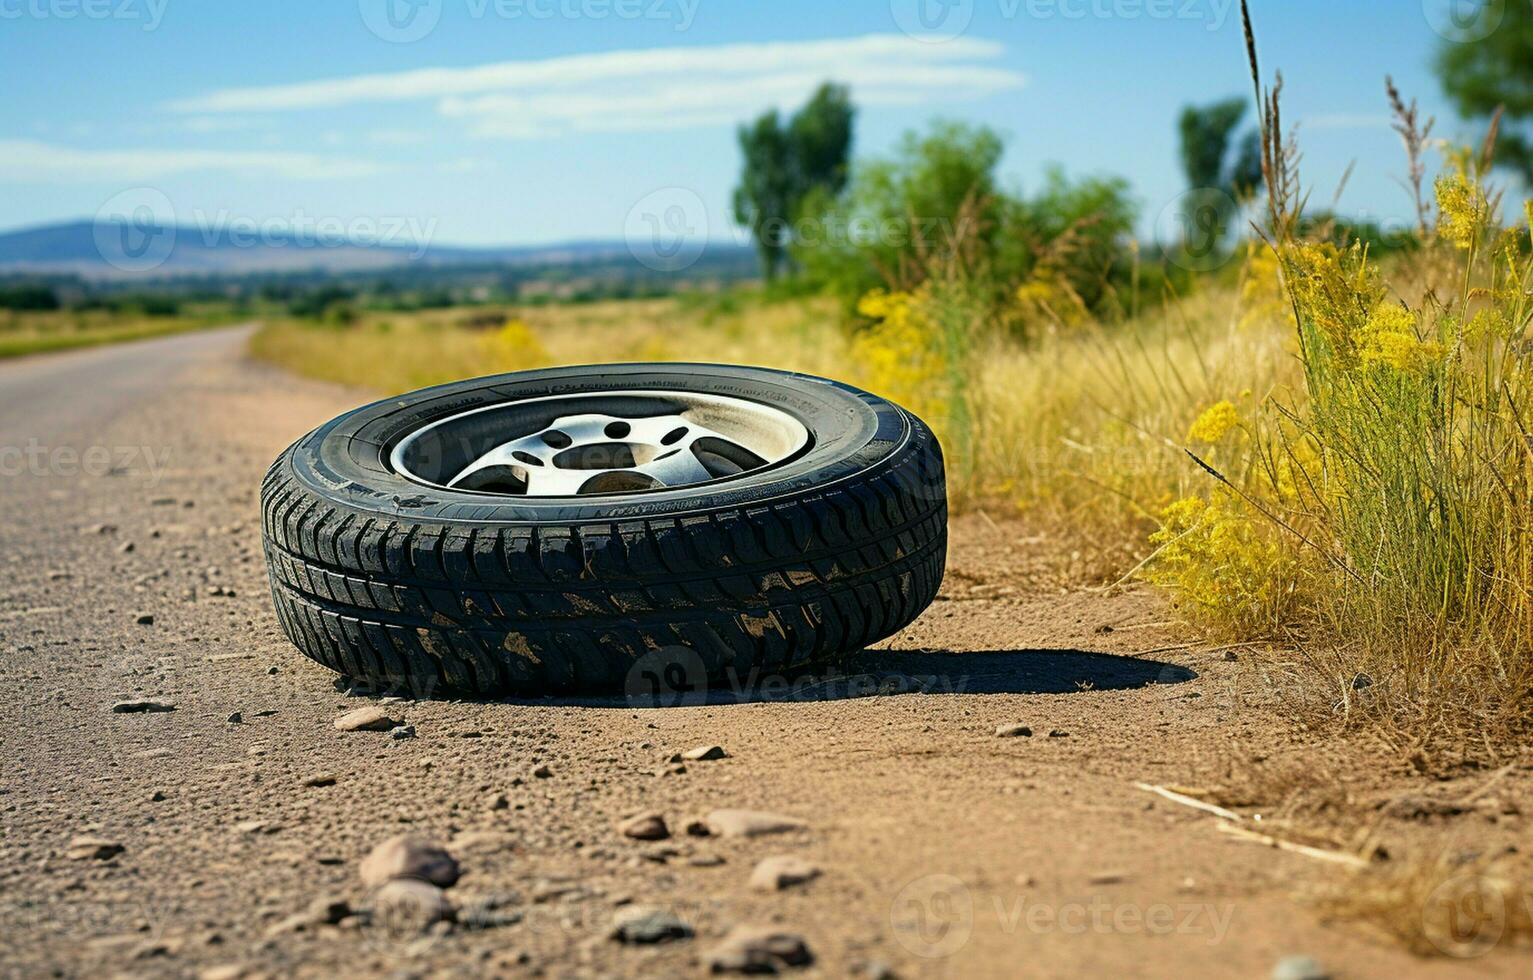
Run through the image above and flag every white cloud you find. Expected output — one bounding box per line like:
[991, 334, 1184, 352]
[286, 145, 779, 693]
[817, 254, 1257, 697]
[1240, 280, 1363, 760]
[0, 140, 388, 182]
[170, 34, 1025, 140]
[176, 116, 276, 134]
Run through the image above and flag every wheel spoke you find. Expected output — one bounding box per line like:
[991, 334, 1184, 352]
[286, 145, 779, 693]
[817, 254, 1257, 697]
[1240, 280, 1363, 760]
[395, 392, 809, 499]
[634, 447, 716, 488]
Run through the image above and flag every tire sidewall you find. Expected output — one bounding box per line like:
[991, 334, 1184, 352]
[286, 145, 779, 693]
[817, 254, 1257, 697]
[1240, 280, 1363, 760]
[283, 363, 937, 524]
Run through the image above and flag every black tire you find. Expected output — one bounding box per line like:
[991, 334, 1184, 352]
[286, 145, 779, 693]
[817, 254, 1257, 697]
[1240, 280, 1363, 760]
[260, 363, 947, 698]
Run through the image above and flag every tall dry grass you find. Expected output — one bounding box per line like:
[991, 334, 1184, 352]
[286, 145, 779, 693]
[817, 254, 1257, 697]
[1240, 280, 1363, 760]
[251, 277, 1287, 527]
[1133, 0, 1533, 739]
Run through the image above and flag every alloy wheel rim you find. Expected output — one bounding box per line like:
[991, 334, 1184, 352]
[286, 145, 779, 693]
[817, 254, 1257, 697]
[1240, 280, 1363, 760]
[389, 389, 811, 497]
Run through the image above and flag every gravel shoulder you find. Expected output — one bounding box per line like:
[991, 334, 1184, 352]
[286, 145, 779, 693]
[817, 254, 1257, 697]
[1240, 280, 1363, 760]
[2, 330, 1529, 978]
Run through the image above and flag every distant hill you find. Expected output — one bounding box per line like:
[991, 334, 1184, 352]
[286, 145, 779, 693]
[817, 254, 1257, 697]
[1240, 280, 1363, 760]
[0, 220, 713, 280]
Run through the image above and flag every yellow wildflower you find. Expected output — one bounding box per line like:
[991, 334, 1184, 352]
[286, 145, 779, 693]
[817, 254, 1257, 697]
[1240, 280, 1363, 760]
[1436, 171, 1485, 250]
[1015, 269, 1089, 329]
[851, 287, 950, 422]
[1188, 401, 1241, 443]
[484, 317, 550, 370]
[1465, 309, 1510, 341]
[1147, 490, 1299, 635]
[1355, 303, 1441, 373]
[1239, 242, 1289, 331]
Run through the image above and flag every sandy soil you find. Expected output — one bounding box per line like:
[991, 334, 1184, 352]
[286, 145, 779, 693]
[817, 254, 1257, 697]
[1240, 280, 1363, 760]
[2, 327, 1530, 979]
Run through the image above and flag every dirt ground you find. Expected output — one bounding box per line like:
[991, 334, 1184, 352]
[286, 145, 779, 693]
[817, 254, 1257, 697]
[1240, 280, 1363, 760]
[2, 327, 1530, 978]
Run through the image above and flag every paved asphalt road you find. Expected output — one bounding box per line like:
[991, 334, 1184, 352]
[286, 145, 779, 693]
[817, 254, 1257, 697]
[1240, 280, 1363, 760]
[0, 325, 254, 455]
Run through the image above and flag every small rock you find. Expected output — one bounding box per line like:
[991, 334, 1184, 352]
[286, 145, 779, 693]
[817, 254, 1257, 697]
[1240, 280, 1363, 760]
[264, 896, 351, 937]
[994, 724, 1032, 738]
[390, 725, 416, 740]
[334, 706, 401, 732]
[705, 925, 813, 973]
[704, 809, 806, 838]
[688, 854, 726, 867]
[684, 820, 713, 837]
[118, 541, 136, 554]
[532, 764, 553, 779]
[488, 794, 510, 811]
[370, 879, 454, 931]
[458, 895, 523, 930]
[682, 745, 729, 761]
[1047, 730, 1070, 738]
[149, 791, 166, 802]
[302, 774, 337, 788]
[266, 666, 279, 675]
[1088, 870, 1130, 886]
[609, 905, 692, 945]
[749, 855, 821, 891]
[133, 613, 154, 626]
[226, 712, 242, 724]
[1271, 955, 1330, 980]
[67, 836, 124, 861]
[618, 812, 670, 841]
[112, 699, 176, 714]
[360, 835, 461, 889]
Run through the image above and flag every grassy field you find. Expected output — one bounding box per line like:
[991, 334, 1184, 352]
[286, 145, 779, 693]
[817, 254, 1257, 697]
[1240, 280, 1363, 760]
[250, 201, 1533, 746]
[0, 307, 241, 360]
[248, 284, 1288, 526]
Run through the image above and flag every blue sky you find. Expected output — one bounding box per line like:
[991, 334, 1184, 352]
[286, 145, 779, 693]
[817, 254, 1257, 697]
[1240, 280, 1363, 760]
[0, 0, 1500, 248]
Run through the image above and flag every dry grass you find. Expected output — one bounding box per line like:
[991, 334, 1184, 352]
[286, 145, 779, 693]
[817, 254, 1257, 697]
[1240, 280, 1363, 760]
[250, 283, 1289, 530]
[0, 308, 230, 359]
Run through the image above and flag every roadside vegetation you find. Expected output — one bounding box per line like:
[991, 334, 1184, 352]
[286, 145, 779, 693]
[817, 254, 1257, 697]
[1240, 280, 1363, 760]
[251, 2, 1533, 755]
[0, 300, 240, 359]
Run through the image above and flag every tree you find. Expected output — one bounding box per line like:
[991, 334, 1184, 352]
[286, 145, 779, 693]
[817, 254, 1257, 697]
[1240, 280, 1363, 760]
[1437, 2, 1533, 182]
[733, 83, 855, 280]
[1175, 97, 1263, 258]
[792, 119, 1139, 321]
